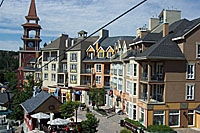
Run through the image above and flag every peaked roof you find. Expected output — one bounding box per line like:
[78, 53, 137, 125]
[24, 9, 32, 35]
[42, 34, 68, 50]
[21, 91, 51, 114]
[134, 19, 193, 60]
[26, 0, 38, 19]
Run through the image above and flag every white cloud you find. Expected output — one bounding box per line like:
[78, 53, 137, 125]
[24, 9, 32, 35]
[0, 0, 200, 51]
[0, 40, 21, 51]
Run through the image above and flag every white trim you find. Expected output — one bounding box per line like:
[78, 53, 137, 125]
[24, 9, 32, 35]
[188, 110, 195, 127]
[153, 110, 165, 125]
[106, 46, 114, 52]
[169, 110, 180, 127]
[97, 46, 105, 52]
[95, 64, 102, 73]
[196, 42, 200, 59]
[86, 45, 95, 52]
[172, 23, 200, 41]
[185, 84, 195, 100]
[186, 63, 195, 80]
[129, 40, 155, 46]
[95, 75, 102, 84]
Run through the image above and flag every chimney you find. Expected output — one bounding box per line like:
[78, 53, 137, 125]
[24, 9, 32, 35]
[136, 27, 148, 38]
[163, 23, 169, 37]
[99, 29, 109, 39]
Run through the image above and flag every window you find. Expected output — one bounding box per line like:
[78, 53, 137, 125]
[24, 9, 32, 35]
[44, 73, 48, 80]
[62, 93, 66, 103]
[51, 74, 56, 81]
[35, 73, 39, 79]
[99, 52, 103, 58]
[118, 64, 123, 76]
[118, 78, 123, 91]
[134, 64, 137, 76]
[96, 76, 101, 84]
[29, 72, 33, 77]
[129, 103, 133, 119]
[197, 43, 200, 58]
[108, 52, 112, 58]
[114, 64, 117, 75]
[44, 64, 48, 70]
[133, 83, 137, 96]
[24, 72, 28, 79]
[126, 81, 132, 95]
[153, 110, 165, 125]
[139, 107, 145, 125]
[187, 63, 194, 79]
[96, 64, 102, 73]
[86, 64, 92, 73]
[63, 64, 67, 71]
[52, 64, 56, 71]
[186, 84, 194, 100]
[188, 110, 194, 126]
[133, 104, 137, 120]
[70, 64, 77, 73]
[169, 110, 180, 127]
[127, 63, 133, 76]
[70, 53, 77, 62]
[70, 75, 77, 84]
[126, 101, 129, 114]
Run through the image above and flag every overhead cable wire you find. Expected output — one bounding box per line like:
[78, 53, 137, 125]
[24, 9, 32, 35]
[37, 0, 147, 71]
[0, 0, 5, 8]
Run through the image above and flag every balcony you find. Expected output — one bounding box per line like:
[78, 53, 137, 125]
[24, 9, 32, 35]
[81, 69, 92, 74]
[104, 70, 110, 75]
[57, 69, 67, 73]
[151, 74, 164, 82]
[80, 80, 91, 86]
[70, 69, 77, 73]
[104, 82, 110, 87]
[141, 73, 148, 81]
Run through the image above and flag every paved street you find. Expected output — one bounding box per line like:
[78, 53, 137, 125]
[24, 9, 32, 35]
[77, 106, 125, 133]
[175, 128, 200, 133]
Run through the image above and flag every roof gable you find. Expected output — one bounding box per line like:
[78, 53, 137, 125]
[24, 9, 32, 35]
[86, 45, 95, 52]
[97, 46, 105, 52]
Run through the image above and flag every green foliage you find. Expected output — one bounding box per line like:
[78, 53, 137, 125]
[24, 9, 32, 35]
[59, 100, 80, 118]
[0, 50, 18, 72]
[8, 75, 42, 120]
[124, 118, 146, 130]
[89, 88, 104, 109]
[81, 113, 100, 133]
[120, 128, 132, 133]
[147, 125, 176, 133]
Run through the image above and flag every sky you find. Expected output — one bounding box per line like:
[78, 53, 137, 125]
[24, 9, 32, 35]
[0, 0, 199, 51]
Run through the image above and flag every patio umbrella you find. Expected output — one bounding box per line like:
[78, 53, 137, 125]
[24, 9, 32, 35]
[31, 112, 50, 129]
[47, 118, 70, 125]
[31, 112, 50, 119]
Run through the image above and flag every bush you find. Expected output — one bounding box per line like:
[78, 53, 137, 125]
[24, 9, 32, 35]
[147, 125, 176, 133]
[94, 108, 108, 116]
[120, 128, 132, 133]
[124, 118, 146, 130]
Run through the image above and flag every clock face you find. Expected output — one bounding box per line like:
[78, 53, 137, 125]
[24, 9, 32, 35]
[28, 42, 34, 47]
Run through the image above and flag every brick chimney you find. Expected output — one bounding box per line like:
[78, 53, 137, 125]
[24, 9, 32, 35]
[163, 23, 169, 37]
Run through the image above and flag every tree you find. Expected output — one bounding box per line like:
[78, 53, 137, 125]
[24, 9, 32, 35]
[81, 113, 100, 133]
[89, 88, 105, 109]
[59, 100, 80, 118]
[8, 75, 42, 120]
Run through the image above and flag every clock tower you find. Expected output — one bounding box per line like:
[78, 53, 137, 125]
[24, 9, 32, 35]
[18, 0, 42, 88]
[19, 0, 42, 67]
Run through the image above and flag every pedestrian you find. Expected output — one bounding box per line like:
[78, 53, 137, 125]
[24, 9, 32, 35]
[21, 126, 24, 133]
[48, 125, 51, 132]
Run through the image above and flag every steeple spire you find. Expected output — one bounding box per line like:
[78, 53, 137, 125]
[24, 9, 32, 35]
[26, 0, 38, 19]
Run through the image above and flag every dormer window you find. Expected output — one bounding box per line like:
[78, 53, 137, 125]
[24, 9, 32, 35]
[99, 52, 103, 58]
[108, 52, 112, 58]
[88, 52, 94, 59]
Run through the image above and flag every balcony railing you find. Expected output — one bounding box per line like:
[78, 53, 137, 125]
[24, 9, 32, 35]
[151, 74, 164, 81]
[140, 92, 147, 101]
[141, 73, 148, 81]
[81, 80, 91, 86]
[57, 79, 64, 83]
[70, 69, 77, 73]
[104, 70, 110, 75]
[57, 69, 67, 73]
[104, 82, 110, 86]
[150, 94, 163, 103]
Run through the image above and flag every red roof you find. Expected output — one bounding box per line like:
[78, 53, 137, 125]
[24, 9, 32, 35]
[22, 23, 41, 27]
[27, 0, 38, 18]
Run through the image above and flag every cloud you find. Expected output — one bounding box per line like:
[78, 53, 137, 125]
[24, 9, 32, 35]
[0, 0, 200, 51]
[0, 40, 21, 51]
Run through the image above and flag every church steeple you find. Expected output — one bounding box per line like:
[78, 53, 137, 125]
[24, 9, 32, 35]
[25, 0, 39, 21]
